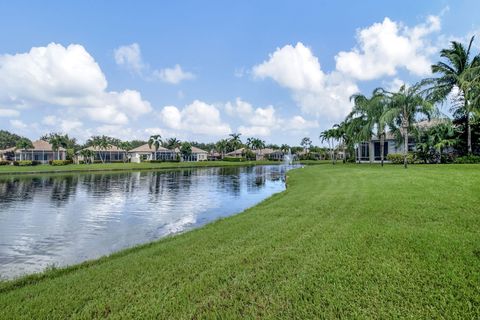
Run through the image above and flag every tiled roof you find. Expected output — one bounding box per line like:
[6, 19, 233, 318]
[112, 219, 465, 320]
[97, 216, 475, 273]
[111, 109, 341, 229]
[129, 144, 173, 152]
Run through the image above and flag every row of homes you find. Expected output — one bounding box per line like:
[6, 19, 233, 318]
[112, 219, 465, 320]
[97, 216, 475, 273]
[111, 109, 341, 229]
[0, 141, 209, 164]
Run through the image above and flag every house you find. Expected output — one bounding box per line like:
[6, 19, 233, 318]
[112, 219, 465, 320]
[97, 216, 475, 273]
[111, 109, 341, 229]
[207, 151, 222, 161]
[6, 140, 67, 164]
[226, 148, 275, 161]
[355, 132, 408, 162]
[174, 146, 208, 161]
[129, 144, 177, 163]
[0, 147, 16, 161]
[76, 145, 128, 163]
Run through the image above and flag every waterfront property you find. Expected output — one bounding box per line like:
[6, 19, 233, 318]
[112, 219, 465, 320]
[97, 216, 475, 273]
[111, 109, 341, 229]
[76, 145, 128, 163]
[0, 140, 66, 164]
[175, 146, 208, 161]
[129, 144, 177, 163]
[226, 148, 276, 160]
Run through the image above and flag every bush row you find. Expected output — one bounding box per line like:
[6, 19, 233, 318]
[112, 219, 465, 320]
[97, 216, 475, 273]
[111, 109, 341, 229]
[454, 155, 480, 164]
[0, 160, 9, 166]
[13, 160, 42, 166]
[49, 160, 73, 166]
[222, 156, 246, 162]
[386, 153, 415, 164]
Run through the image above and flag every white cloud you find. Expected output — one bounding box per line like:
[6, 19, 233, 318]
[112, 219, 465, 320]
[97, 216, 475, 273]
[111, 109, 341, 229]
[153, 64, 195, 84]
[42, 115, 83, 132]
[114, 43, 195, 84]
[253, 42, 358, 120]
[0, 108, 19, 117]
[114, 43, 144, 74]
[283, 115, 318, 131]
[225, 97, 318, 137]
[10, 119, 27, 129]
[160, 100, 231, 136]
[335, 16, 441, 80]
[0, 43, 152, 125]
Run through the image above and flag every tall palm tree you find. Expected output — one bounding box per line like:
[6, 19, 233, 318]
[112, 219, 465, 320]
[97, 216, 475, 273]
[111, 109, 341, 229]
[148, 135, 163, 160]
[379, 84, 434, 168]
[424, 36, 480, 154]
[319, 130, 335, 164]
[300, 137, 312, 153]
[166, 137, 181, 150]
[215, 139, 228, 159]
[228, 133, 242, 150]
[280, 144, 290, 153]
[349, 89, 387, 166]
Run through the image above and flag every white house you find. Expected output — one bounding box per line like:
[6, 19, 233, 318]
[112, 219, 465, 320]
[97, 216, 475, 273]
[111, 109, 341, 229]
[129, 144, 177, 163]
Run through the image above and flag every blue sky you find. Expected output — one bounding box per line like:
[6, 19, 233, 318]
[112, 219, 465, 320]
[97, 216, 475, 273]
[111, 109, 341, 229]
[0, 1, 479, 145]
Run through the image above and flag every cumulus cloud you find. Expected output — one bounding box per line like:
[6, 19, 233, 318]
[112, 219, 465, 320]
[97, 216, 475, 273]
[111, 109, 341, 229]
[42, 115, 83, 132]
[153, 64, 195, 84]
[0, 108, 19, 117]
[225, 97, 318, 137]
[253, 42, 358, 120]
[335, 16, 441, 80]
[114, 43, 144, 74]
[0, 43, 152, 125]
[160, 100, 231, 136]
[114, 43, 195, 84]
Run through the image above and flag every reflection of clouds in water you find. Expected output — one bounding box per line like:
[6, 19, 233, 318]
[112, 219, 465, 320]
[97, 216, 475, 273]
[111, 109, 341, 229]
[0, 165, 295, 279]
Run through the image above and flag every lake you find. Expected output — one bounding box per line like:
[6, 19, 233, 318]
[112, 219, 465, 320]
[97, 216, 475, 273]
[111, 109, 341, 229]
[0, 165, 293, 279]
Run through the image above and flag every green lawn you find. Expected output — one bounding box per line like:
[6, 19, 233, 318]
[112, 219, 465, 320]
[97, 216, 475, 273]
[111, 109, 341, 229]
[1, 164, 479, 318]
[0, 160, 282, 175]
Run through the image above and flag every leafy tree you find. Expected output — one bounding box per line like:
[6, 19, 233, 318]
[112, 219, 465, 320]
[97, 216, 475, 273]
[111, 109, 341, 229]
[300, 137, 312, 153]
[180, 142, 192, 160]
[0, 130, 27, 149]
[15, 138, 33, 161]
[423, 36, 480, 154]
[228, 133, 242, 151]
[349, 89, 387, 165]
[379, 84, 434, 168]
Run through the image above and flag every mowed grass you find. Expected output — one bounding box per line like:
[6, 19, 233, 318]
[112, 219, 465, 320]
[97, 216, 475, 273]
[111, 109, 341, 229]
[1, 164, 479, 318]
[0, 160, 282, 175]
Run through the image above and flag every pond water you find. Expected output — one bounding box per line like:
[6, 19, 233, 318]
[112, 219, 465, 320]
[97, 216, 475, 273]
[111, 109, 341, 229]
[0, 165, 293, 279]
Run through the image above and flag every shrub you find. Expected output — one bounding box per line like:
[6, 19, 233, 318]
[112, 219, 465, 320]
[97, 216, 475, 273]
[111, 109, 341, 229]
[0, 160, 9, 165]
[50, 160, 72, 166]
[14, 160, 33, 166]
[386, 153, 414, 164]
[454, 155, 480, 164]
[223, 156, 246, 162]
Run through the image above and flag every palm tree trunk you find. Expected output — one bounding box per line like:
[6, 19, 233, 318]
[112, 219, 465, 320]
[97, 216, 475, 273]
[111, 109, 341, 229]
[467, 116, 472, 154]
[380, 131, 385, 167]
[403, 126, 408, 169]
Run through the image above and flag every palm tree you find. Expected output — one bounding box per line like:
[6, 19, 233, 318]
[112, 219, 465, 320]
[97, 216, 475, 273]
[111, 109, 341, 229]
[79, 149, 95, 164]
[424, 36, 480, 154]
[118, 141, 132, 163]
[166, 137, 181, 150]
[320, 129, 340, 164]
[15, 138, 33, 161]
[228, 133, 242, 151]
[148, 135, 163, 160]
[300, 137, 312, 153]
[379, 84, 434, 168]
[280, 144, 290, 153]
[87, 136, 112, 163]
[180, 142, 192, 161]
[349, 90, 387, 166]
[216, 139, 228, 159]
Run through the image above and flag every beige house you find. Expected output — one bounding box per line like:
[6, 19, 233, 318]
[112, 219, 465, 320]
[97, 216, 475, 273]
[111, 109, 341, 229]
[3, 140, 67, 164]
[175, 146, 208, 161]
[76, 145, 127, 163]
[129, 144, 177, 163]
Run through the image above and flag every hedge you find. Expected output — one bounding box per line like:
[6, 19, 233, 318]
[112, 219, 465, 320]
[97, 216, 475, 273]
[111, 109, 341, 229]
[222, 156, 246, 162]
[454, 155, 480, 164]
[50, 160, 73, 166]
[0, 160, 9, 166]
[13, 160, 41, 166]
[386, 153, 414, 164]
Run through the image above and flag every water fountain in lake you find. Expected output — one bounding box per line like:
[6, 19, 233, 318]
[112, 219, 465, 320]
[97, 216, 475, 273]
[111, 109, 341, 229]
[284, 148, 294, 165]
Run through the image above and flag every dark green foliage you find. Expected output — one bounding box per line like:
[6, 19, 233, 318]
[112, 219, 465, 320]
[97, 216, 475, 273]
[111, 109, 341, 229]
[455, 155, 480, 163]
[0, 130, 26, 149]
[49, 160, 73, 166]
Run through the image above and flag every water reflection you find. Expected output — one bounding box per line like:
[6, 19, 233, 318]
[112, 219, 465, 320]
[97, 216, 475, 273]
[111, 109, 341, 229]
[0, 165, 292, 279]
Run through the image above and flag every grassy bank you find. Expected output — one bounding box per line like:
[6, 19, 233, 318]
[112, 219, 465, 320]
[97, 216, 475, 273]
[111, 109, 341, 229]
[1, 165, 479, 318]
[0, 160, 286, 176]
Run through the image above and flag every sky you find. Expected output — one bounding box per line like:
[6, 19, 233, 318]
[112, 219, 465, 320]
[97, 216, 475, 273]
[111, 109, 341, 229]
[0, 0, 479, 145]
